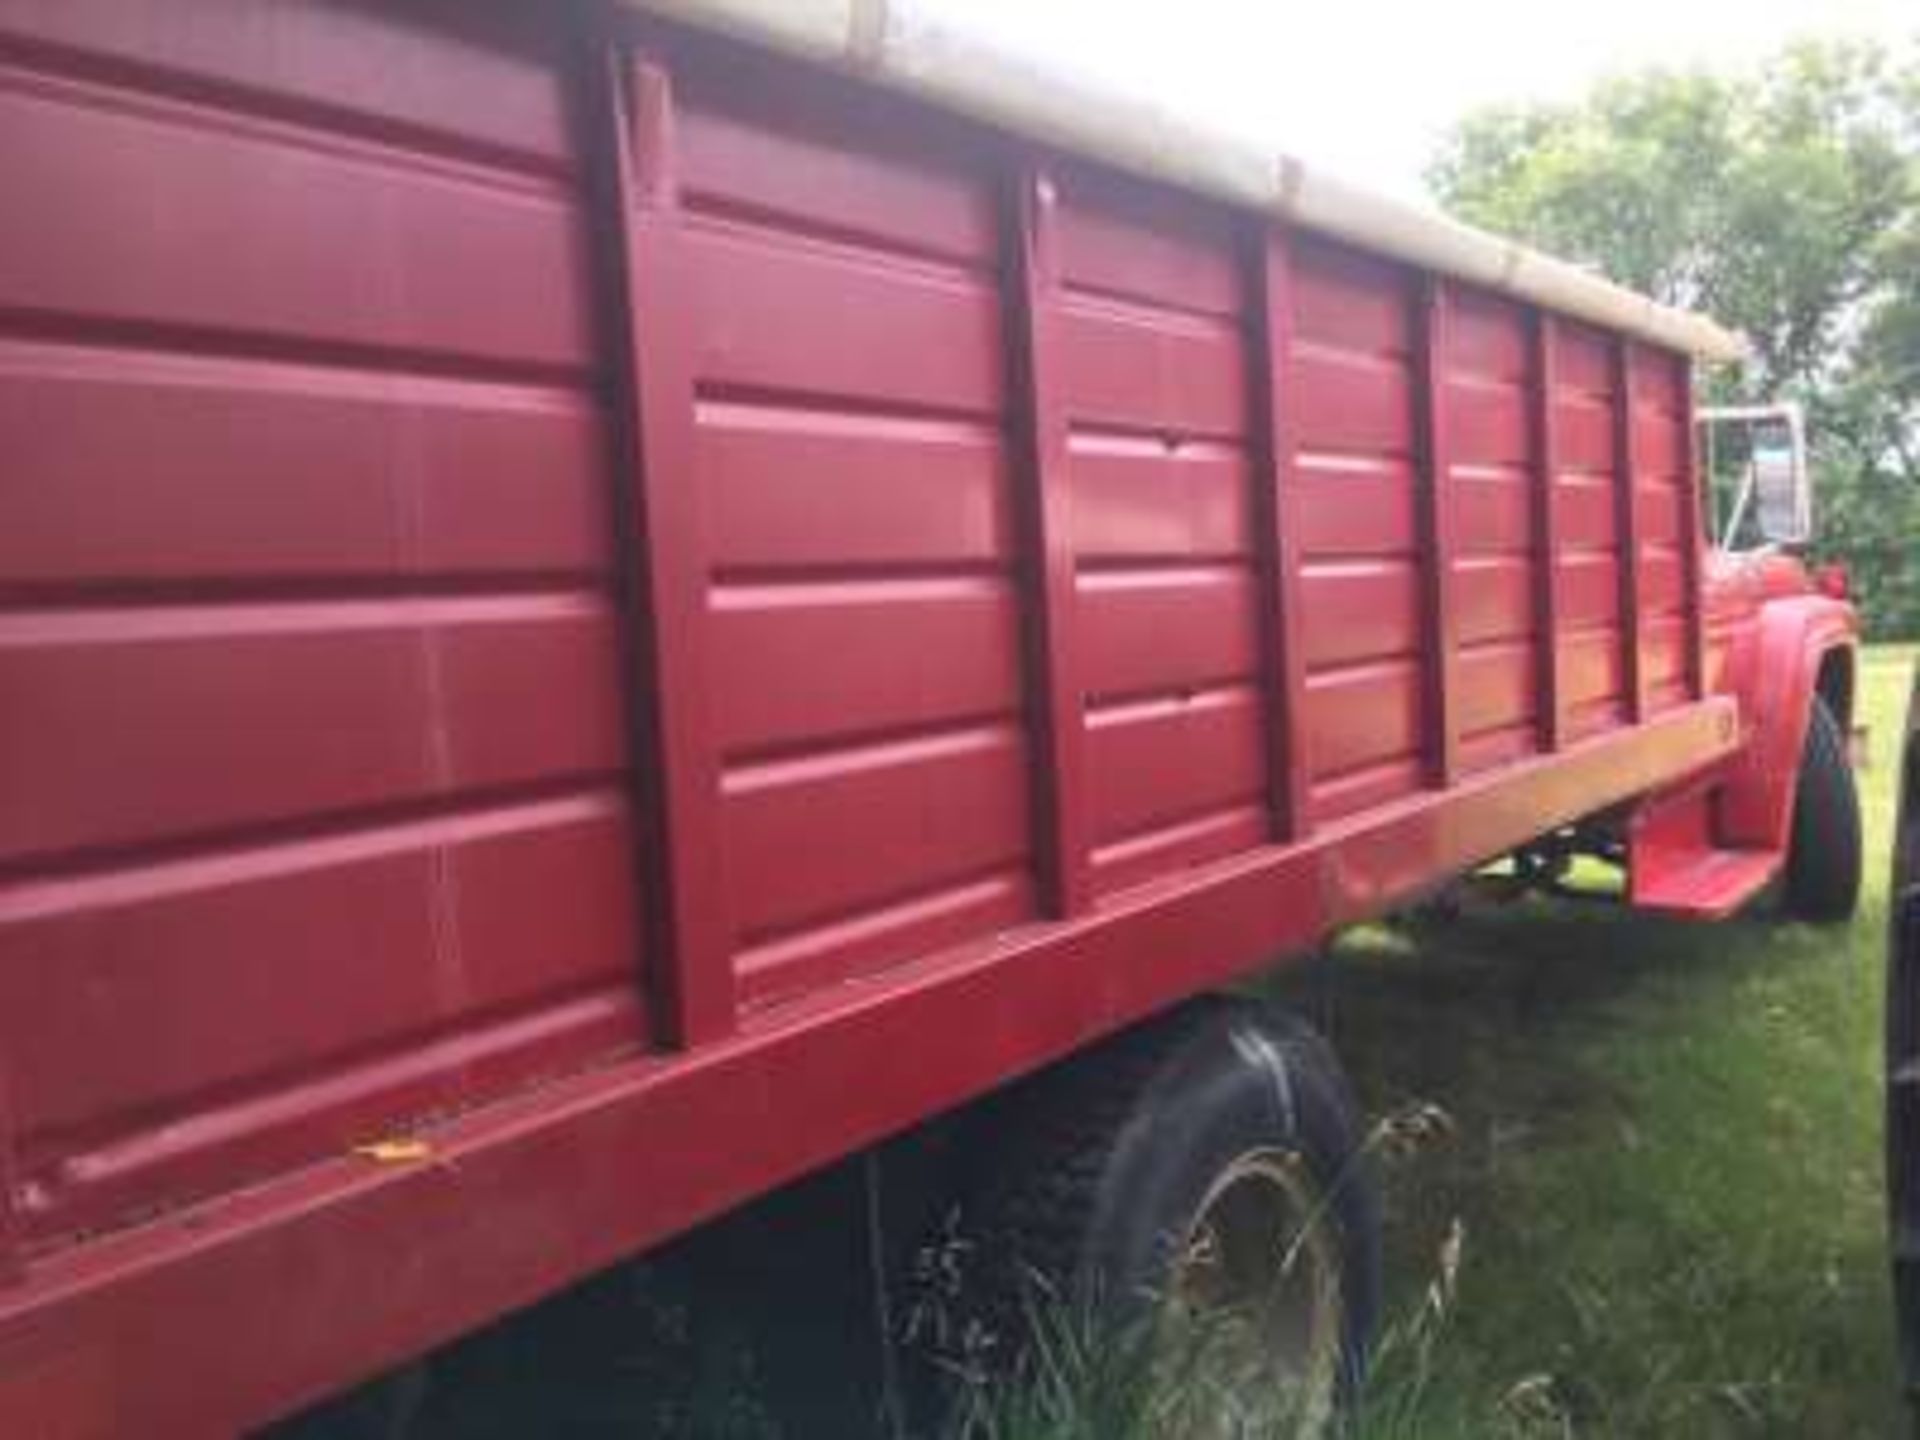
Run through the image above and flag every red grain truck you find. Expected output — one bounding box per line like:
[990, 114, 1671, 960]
[0, 2, 1863, 1434]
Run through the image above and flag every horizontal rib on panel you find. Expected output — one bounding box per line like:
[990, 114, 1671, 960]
[676, 74, 999, 268]
[710, 577, 1023, 757]
[1556, 473, 1620, 548]
[1559, 552, 1622, 629]
[1090, 805, 1269, 897]
[1304, 658, 1423, 792]
[0, 0, 576, 171]
[1287, 238, 1424, 816]
[1084, 685, 1266, 845]
[1294, 458, 1418, 559]
[0, 65, 592, 373]
[1057, 301, 1248, 440]
[1311, 755, 1426, 824]
[1298, 559, 1420, 671]
[1441, 285, 1539, 778]
[1555, 320, 1614, 395]
[1446, 379, 1530, 469]
[20, 985, 644, 1246]
[1290, 252, 1423, 616]
[1554, 397, 1616, 474]
[700, 400, 1011, 573]
[685, 220, 1003, 417]
[1631, 342, 1698, 715]
[722, 723, 1032, 945]
[736, 870, 1035, 1007]
[1290, 347, 1415, 457]
[0, 339, 610, 591]
[1635, 482, 1683, 546]
[1054, 164, 1244, 319]
[1549, 319, 1624, 720]
[1454, 555, 1533, 645]
[0, 790, 639, 1158]
[1459, 722, 1538, 774]
[1445, 289, 1529, 383]
[1644, 615, 1689, 690]
[1291, 239, 1414, 358]
[1069, 432, 1252, 563]
[669, 79, 1035, 1001]
[0, 595, 625, 867]
[1052, 174, 1274, 898]
[1458, 640, 1536, 738]
[1634, 414, 1684, 481]
[1562, 626, 1627, 726]
[1453, 469, 1533, 555]
[1076, 565, 1260, 702]
[1639, 543, 1686, 617]
[1054, 176, 1263, 895]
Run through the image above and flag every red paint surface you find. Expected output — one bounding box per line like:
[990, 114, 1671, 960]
[0, 2, 1850, 1432]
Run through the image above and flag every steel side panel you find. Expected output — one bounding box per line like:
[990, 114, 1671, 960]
[0, 1, 656, 1260]
[0, 698, 1737, 1437]
[0, 4, 1752, 1429]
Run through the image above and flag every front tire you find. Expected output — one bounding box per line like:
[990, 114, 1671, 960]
[943, 998, 1380, 1435]
[1783, 696, 1861, 922]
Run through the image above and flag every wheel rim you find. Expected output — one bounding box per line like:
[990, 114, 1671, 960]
[1165, 1146, 1345, 1437]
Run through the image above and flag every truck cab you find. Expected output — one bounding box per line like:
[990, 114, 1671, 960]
[1626, 404, 1861, 920]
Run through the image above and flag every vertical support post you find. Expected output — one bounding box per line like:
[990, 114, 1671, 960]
[1004, 166, 1090, 917]
[1252, 224, 1311, 842]
[592, 49, 734, 1047]
[1413, 276, 1459, 787]
[1529, 312, 1564, 752]
[1612, 337, 1647, 723]
[1676, 358, 1709, 701]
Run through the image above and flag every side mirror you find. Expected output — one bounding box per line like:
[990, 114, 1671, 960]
[1750, 411, 1811, 546]
[1699, 403, 1813, 550]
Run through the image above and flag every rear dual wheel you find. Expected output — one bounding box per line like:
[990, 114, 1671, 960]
[939, 998, 1379, 1436]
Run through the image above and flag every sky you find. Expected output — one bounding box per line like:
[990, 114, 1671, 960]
[921, 0, 1916, 203]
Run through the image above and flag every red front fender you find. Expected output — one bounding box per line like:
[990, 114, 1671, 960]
[1718, 592, 1857, 852]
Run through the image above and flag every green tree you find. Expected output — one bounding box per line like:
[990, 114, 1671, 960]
[1429, 38, 1920, 638]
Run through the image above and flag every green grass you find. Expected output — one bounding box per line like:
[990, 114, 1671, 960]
[1334, 643, 1916, 1438]
[375, 647, 1918, 1439]
[935, 644, 1916, 1439]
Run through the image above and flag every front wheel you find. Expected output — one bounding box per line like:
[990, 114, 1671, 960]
[938, 998, 1380, 1436]
[1783, 696, 1861, 923]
